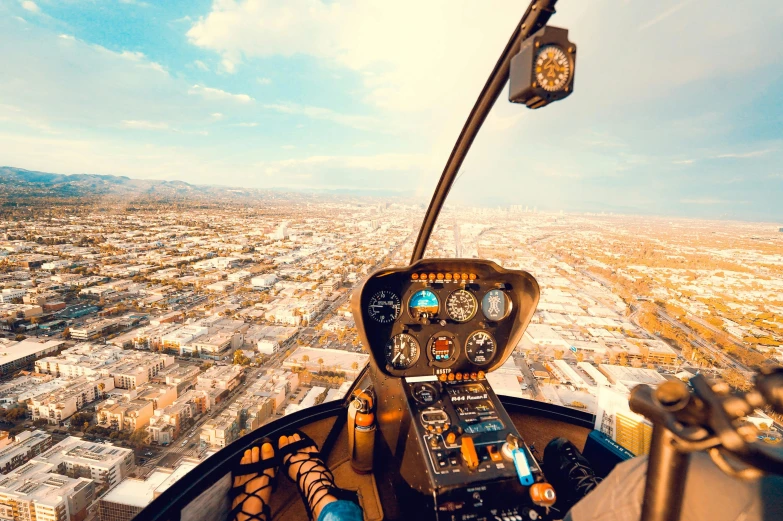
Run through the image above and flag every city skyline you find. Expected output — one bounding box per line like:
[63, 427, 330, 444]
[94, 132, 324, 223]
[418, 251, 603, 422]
[1, 1, 782, 220]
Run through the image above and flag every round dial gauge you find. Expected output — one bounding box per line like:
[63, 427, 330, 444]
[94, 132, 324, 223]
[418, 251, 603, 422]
[367, 290, 401, 323]
[535, 44, 571, 92]
[445, 289, 478, 323]
[412, 383, 439, 405]
[428, 333, 456, 364]
[385, 333, 420, 370]
[465, 331, 497, 366]
[482, 289, 512, 321]
[409, 289, 439, 318]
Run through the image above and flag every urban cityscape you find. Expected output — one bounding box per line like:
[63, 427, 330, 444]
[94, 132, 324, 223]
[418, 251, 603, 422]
[0, 194, 781, 520]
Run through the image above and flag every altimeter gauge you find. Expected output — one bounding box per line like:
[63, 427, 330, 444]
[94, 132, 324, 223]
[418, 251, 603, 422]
[535, 44, 571, 92]
[367, 290, 401, 323]
[445, 289, 478, 322]
[385, 333, 420, 370]
[465, 331, 497, 366]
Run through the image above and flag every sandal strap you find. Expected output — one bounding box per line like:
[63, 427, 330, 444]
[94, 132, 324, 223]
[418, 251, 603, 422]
[232, 456, 279, 478]
[278, 435, 319, 463]
[227, 493, 271, 521]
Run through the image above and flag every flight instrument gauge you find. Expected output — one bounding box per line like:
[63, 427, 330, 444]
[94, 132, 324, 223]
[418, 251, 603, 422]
[409, 289, 439, 319]
[465, 331, 497, 366]
[445, 289, 478, 322]
[385, 333, 420, 370]
[535, 44, 571, 92]
[427, 333, 457, 367]
[482, 289, 511, 321]
[367, 290, 401, 323]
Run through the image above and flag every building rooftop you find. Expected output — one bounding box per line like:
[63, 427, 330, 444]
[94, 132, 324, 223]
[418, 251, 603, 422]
[0, 339, 64, 365]
[102, 470, 169, 508]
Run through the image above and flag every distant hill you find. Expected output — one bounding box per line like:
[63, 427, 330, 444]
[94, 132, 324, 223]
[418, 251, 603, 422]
[0, 166, 414, 210]
[0, 166, 222, 200]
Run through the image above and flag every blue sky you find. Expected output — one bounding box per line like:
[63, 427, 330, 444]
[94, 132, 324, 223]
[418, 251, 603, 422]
[1, 0, 782, 221]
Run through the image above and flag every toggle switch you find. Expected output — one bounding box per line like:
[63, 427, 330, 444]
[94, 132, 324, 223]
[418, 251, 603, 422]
[461, 436, 479, 471]
[487, 444, 503, 462]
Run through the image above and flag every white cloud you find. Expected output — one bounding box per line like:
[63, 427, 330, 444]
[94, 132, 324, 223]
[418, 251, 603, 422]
[221, 57, 236, 73]
[188, 84, 254, 103]
[638, 0, 695, 31]
[716, 149, 773, 159]
[262, 102, 377, 130]
[119, 0, 150, 6]
[261, 153, 431, 173]
[673, 159, 694, 165]
[0, 104, 56, 133]
[121, 120, 170, 130]
[257, 77, 272, 85]
[21, 1, 40, 14]
[193, 60, 209, 71]
[210, 112, 223, 120]
[679, 197, 746, 205]
[59, 34, 75, 40]
[186, 0, 525, 116]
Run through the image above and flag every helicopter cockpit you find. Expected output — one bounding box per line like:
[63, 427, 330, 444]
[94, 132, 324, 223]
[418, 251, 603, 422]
[133, 1, 783, 521]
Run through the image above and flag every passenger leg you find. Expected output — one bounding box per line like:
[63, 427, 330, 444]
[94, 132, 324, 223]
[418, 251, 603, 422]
[229, 441, 278, 521]
[279, 432, 363, 521]
[542, 437, 602, 515]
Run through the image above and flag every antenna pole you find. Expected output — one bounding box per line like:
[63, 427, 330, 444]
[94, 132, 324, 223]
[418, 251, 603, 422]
[409, 0, 558, 264]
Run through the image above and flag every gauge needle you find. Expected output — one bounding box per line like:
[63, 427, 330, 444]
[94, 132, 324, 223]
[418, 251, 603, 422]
[392, 351, 402, 363]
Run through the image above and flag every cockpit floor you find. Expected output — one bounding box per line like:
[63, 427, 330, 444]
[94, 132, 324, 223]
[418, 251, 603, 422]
[179, 409, 590, 521]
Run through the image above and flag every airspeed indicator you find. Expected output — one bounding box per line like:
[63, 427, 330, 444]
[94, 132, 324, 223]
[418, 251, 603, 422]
[368, 290, 401, 323]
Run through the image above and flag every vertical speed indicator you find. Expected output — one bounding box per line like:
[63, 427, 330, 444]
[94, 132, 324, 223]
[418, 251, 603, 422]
[367, 290, 401, 323]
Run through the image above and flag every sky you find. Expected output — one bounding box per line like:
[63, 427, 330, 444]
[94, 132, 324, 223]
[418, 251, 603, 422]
[1, 0, 782, 221]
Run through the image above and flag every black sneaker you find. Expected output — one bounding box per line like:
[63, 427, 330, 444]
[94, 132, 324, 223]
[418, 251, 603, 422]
[542, 437, 602, 513]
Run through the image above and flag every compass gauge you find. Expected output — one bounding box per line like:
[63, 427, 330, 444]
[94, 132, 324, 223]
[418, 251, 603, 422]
[535, 44, 571, 92]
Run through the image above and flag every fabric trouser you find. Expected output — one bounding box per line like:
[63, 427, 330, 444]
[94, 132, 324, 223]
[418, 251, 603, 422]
[317, 499, 364, 521]
[565, 451, 783, 521]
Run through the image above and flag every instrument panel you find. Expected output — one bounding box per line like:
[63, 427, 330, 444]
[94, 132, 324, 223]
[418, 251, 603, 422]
[353, 259, 540, 377]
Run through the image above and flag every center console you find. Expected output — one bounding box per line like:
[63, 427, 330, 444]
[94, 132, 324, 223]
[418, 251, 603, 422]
[352, 259, 555, 521]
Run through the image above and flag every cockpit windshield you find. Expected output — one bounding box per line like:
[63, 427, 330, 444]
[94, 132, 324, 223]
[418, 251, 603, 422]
[0, 1, 781, 517]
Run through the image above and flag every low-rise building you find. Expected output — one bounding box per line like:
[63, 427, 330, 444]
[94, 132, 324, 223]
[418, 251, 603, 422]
[0, 462, 94, 521]
[97, 460, 198, 521]
[29, 376, 115, 425]
[199, 411, 239, 449]
[97, 400, 154, 432]
[32, 437, 134, 488]
[0, 430, 53, 474]
[0, 338, 64, 376]
[69, 319, 122, 341]
[195, 364, 244, 393]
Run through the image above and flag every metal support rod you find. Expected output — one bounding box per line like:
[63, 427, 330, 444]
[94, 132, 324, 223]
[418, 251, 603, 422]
[409, 0, 558, 264]
[641, 424, 691, 521]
